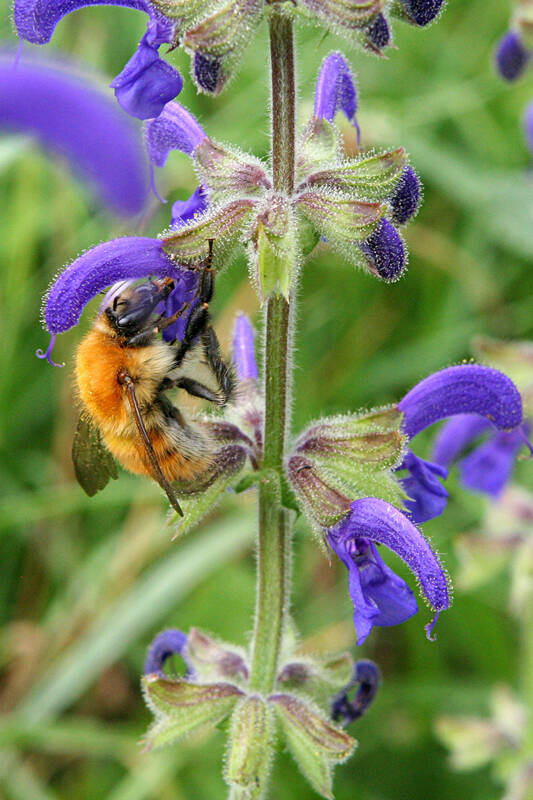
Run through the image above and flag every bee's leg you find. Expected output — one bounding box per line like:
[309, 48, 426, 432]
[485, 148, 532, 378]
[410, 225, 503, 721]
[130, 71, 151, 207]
[172, 247, 215, 367]
[201, 327, 235, 403]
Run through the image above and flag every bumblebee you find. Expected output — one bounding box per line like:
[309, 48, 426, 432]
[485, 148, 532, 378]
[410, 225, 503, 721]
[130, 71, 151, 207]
[73, 246, 234, 516]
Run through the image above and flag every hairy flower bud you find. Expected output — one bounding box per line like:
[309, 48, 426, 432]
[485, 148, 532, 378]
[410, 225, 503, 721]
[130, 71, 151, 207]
[359, 218, 406, 281]
[495, 30, 531, 81]
[187, 628, 249, 681]
[195, 139, 270, 201]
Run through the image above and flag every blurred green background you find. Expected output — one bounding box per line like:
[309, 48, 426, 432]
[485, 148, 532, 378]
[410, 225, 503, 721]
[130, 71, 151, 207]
[1, 0, 533, 797]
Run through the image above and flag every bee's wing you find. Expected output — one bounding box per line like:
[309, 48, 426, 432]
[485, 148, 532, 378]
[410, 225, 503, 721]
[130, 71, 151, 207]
[72, 416, 118, 497]
[120, 372, 184, 517]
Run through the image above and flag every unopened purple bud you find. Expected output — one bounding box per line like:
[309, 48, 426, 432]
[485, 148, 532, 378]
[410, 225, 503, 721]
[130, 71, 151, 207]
[331, 660, 380, 725]
[365, 13, 390, 52]
[314, 52, 359, 140]
[144, 629, 188, 675]
[233, 314, 258, 381]
[390, 166, 421, 225]
[399, 0, 444, 26]
[360, 219, 406, 282]
[194, 51, 223, 94]
[495, 31, 530, 81]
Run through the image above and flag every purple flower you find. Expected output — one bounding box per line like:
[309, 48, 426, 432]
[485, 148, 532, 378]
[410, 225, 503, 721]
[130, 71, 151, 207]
[359, 219, 406, 282]
[39, 236, 199, 364]
[397, 365, 525, 522]
[171, 186, 209, 229]
[331, 660, 380, 725]
[14, 0, 182, 119]
[432, 414, 529, 500]
[390, 166, 421, 225]
[144, 629, 189, 675]
[495, 31, 531, 82]
[145, 101, 207, 167]
[327, 497, 450, 645]
[398, 0, 444, 27]
[314, 52, 360, 142]
[233, 314, 258, 381]
[0, 52, 147, 215]
[110, 18, 182, 120]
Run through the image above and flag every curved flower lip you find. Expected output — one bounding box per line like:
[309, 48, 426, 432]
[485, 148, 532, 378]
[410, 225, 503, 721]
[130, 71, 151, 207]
[329, 497, 450, 644]
[14, 0, 149, 45]
[145, 101, 207, 167]
[398, 365, 523, 440]
[144, 628, 189, 676]
[314, 52, 360, 143]
[0, 52, 148, 216]
[43, 236, 189, 336]
[233, 314, 258, 381]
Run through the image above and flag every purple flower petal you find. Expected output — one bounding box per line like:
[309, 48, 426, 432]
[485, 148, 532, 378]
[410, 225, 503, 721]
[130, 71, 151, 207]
[399, 0, 444, 26]
[400, 451, 448, 524]
[44, 237, 185, 334]
[365, 13, 391, 52]
[171, 186, 209, 229]
[331, 659, 380, 725]
[360, 219, 406, 282]
[233, 314, 258, 381]
[459, 427, 527, 499]
[390, 166, 421, 225]
[314, 52, 360, 141]
[0, 53, 148, 215]
[144, 629, 189, 675]
[14, 0, 148, 44]
[431, 414, 492, 468]
[495, 31, 530, 82]
[111, 37, 182, 120]
[398, 365, 523, 440]
[328, 497, 449, 645]
[161, 270, 199, 343]
[145, 101, 207, 167]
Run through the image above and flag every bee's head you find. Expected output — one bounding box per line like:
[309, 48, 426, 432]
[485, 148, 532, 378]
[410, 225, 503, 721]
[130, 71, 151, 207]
[104, 278, 175, 338]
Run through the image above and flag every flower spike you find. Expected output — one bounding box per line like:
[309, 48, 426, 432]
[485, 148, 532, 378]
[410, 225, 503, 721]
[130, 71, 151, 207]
[314, 52, 360, 141]
[328, 497, 450, 645]
[0, 52, 148, 216]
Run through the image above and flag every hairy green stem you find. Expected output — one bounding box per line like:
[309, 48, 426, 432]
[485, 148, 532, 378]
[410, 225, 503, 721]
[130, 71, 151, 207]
[248, 8, 295, 696]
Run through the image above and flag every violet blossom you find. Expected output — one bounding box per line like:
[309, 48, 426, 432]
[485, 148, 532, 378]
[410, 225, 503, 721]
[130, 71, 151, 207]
[495, 30, 531, 82]
[144, 629, 190, 676]
[397, 365, 526, 522]
[14, 0, 182, 118]
[0, 52, 148, 215]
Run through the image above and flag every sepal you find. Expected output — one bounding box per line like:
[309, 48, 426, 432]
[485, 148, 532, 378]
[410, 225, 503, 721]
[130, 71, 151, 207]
[142, 675, 244, 749]
[161, 199, 256, 265]
[195, 139, 271, 202]
[150, 0, 209, 31]
[299, 0, 382, 43]
[270, 693, 357, 799]
[249, 195, 297, 300]
[304, 148, 407, 201]
[277, 652, 354, 693]
[296, 117, 342, 184]
[296, 190, 385, 263]
[225, 696, 274, 797]
[187, 627, 249, 682]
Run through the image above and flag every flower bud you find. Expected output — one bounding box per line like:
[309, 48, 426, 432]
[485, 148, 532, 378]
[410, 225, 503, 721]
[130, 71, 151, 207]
[300, 0, 383, 45]
[142, 675, 244, 749]
[364, 12, 391, 52]
[390, 166, 421, 225]
[396, 0, 444, 27]
[494, 31, 531, 81]
[359, 218, 406, 282]
[270, 693, 356, 799]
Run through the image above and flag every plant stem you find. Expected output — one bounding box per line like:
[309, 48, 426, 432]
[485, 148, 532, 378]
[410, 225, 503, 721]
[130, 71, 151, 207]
[248, 7, 295, 695]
